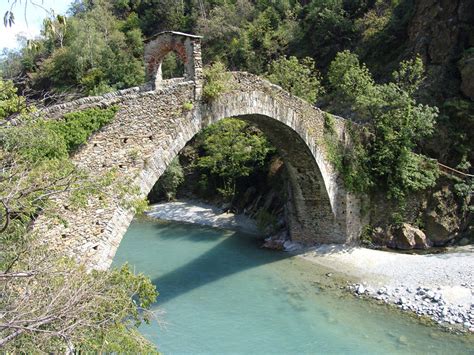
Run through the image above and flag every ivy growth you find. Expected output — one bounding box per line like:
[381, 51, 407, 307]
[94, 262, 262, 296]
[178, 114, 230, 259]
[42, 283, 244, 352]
[322, 114, 372, 194]
[42, 106, 119, 154]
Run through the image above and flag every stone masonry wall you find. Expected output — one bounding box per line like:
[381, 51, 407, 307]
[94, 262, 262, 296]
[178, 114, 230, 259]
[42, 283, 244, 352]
[35, 72, 361, 270]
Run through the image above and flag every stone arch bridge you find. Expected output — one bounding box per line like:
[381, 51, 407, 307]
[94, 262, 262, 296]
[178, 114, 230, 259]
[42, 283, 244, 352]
[36, 32, 362, 270]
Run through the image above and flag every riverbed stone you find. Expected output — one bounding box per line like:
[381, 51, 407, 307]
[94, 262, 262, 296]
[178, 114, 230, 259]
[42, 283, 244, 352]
[389, 223, 432, 250]
[357, 285, 366, 294]
[261, 239, 285, 250]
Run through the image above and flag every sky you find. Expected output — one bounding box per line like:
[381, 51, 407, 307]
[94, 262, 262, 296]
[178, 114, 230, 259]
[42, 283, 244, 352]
[0, 0, 72, 50]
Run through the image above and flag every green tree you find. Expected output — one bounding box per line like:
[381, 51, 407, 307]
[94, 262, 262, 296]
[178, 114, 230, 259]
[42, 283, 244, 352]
[153, 157, 185, 201]
[267, 56, 324, 103]
[298, 0, 356, 67]
[196, 0, 254, 67]
[328, 51, 439, 202]
[327, 49, 375, 115]
[0, 77, 27, 120]
[197, 118, 273, 201]
[229, 6, 299, 73]
[42, 14, 68, 48]
[135, 0, 188, 36]
[161, 52, 185, 79]
[31, 1, 144, 95]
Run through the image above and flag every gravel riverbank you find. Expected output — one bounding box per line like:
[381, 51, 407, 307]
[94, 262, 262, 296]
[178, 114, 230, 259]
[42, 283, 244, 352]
[146, 200, 474, 333]
[298, 244, 474, 333]
[146, 200, 258, 234]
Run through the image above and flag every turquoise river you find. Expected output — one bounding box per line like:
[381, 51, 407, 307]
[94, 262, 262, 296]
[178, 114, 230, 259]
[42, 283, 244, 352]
[113, 218, 474, 354]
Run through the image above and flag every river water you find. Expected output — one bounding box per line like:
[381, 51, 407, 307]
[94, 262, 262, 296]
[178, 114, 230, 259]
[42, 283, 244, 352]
[113, 218, 473, 354]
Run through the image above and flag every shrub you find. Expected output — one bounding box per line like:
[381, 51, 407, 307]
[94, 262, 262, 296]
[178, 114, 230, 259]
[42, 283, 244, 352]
[0, 78, 28, 121]
[182, 102, 194, 111]
[202, 61, 233, 101]
[154, 157, 184, 201]
[453, 160, 474, 213]
[322, 116, 372, 193]
[267, 56, 324, 103]
[44, 106, 119, 154]
[327, 51, 439, 202]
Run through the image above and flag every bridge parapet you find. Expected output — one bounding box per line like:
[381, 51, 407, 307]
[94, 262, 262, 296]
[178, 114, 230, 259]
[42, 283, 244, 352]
[38, 79, 193, 119]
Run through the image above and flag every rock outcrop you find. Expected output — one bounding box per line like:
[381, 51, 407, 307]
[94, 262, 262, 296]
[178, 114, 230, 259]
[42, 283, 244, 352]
[408, 0, 474, 100]
[371, 224, 432, 250]
[423, 186, 462, 246]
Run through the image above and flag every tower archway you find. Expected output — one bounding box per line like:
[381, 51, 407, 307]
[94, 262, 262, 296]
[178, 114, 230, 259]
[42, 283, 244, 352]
[144, 31, 203, 95]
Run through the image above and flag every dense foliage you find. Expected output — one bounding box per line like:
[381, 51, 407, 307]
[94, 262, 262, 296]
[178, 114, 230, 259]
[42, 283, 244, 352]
[2, 0, 399, 92]
[0, 77, 28, 119]
[267, 56, 324, 103]
[0, 78, 157, 351]
[43, 106, 118, 153]
[327, 51, 439, 203]
[1, 1, 472, 167]
[2, 0, 470, 169]
[152, 157, 185, 201]
[3, 0, 144, 97]
[195, 118, 274, 201]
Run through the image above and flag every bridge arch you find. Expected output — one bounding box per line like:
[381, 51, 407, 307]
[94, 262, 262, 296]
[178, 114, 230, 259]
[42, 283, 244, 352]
[201, 94, 343, 245]
[36, 47, 361, 271]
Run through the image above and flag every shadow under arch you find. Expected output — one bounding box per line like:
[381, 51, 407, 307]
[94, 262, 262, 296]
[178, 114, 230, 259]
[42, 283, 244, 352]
[194, 78, 357, 246]
[146, 223, 293, 305]
[138, 106, 345, 249]
[131, 79, 355, 259]
[233, 113, 340, 244]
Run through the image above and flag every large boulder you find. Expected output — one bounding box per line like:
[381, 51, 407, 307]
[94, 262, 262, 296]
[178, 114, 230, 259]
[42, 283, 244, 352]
[389, 223, 433, 250]
[261, 238, 284, 250]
